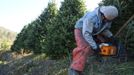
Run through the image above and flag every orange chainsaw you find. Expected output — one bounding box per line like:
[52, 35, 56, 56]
[94, 35, 127, 62]
[99, 43, 117, 56]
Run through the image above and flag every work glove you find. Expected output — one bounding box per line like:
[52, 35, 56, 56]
[93, 44, 101, 54]
[110, 36, 118, 46]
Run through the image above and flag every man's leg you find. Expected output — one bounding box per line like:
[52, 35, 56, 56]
[68, 68, 79, 75]
[68, 29, 94, 75]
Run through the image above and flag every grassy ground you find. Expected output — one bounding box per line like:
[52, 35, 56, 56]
[0, 51, 134, 75]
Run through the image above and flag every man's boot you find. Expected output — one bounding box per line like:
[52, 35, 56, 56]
[68, 68, 80, 75]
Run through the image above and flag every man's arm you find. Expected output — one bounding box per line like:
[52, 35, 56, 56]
[82, 18, 97, 50]
[101, 22, 113, 38]
[101, 29, 113, 38]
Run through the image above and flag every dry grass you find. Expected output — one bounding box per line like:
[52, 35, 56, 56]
[0, 51, 134, 75]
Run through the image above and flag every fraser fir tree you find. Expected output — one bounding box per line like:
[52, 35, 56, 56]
[45, 0, 86, 58]
[119, 21, 134, 58]
[40, 1, 58, 53]
[11, 1, 58, 53]
[11, 25, 28, 52]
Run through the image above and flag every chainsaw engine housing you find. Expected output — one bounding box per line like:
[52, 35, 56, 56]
[99, 45, 117, 56]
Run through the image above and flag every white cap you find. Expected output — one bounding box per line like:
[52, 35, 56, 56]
[100, 6, 118, 20]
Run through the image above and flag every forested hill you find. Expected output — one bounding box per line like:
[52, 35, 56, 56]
[0, 26, 17, 50]
[0, 26, 17, 41]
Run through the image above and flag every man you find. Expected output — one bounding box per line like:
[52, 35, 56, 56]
[68, 6, 118, 75]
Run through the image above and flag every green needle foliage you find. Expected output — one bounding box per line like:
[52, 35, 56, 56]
[119, 21, 134, 59]
[11, 1, 58, 54]
[43, 0, 86, 59]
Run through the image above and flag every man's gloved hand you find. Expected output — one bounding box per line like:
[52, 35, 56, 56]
[110, 36, 118, 45]
[94, 49, 100, 54]
[93, 45, 101, 54]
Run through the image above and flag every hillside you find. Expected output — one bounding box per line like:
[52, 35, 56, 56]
[0, 26, 17, 50]
[0, 26, 17, 41]
[0, 51, 134, 75]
